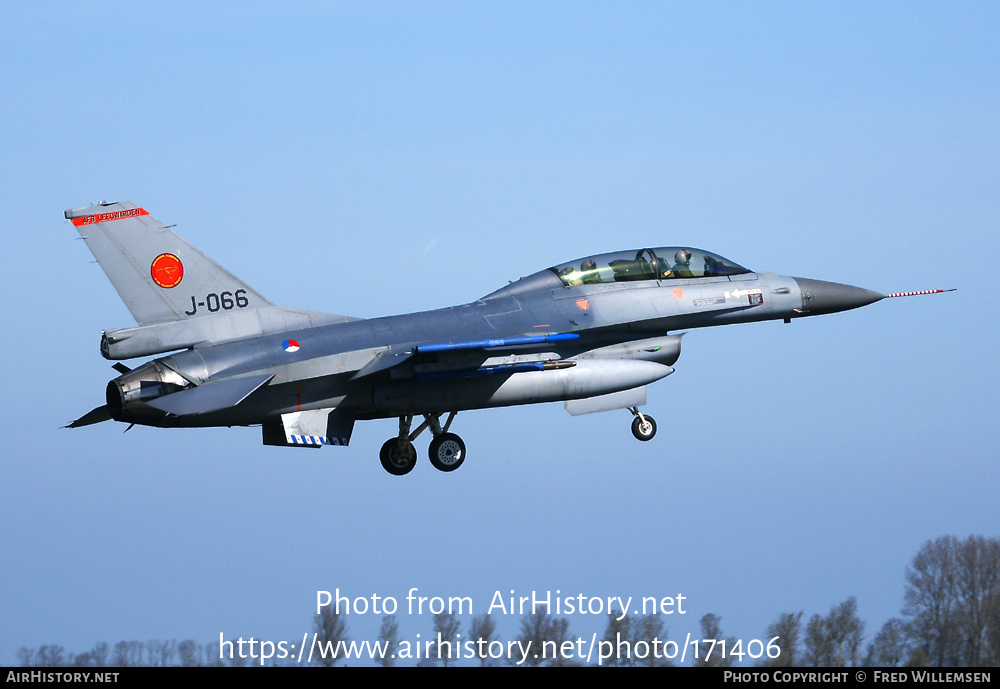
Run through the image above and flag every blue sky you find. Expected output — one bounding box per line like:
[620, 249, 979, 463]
[1, 2, 997, 665]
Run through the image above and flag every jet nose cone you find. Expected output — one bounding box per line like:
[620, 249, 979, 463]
[793, 278, 885, 315]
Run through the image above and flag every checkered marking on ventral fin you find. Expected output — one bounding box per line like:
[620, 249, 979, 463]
[290, 435, 327, 446]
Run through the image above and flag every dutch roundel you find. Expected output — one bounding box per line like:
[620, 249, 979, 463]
[282, 339, 300, 353]
[150, 253, 184, 289]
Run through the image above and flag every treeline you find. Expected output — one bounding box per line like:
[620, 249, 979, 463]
[13, 535, 998, 667]
[14, 640, 224, 668]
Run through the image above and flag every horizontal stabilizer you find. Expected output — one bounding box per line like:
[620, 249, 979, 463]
[147, 374, 272, 416]
[66, 405, 112, 428]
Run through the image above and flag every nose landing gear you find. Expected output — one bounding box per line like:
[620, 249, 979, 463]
[628, 406, 657, 441]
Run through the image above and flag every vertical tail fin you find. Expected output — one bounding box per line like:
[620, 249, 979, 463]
[66, 201, 272, 325]
[67, 201, 356, 359]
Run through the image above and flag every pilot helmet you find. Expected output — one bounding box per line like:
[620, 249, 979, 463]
[674, 249, 692, 265]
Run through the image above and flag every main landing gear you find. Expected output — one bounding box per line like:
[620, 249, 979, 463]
[379, 412, 465, 476]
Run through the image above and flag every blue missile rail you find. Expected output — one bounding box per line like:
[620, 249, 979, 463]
[416, 332, 580, 353]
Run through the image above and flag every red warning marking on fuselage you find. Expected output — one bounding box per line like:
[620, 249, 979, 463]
[150, 253, 184, 288]
[71, 207, 149, 226]
[576, 299, 590, 310]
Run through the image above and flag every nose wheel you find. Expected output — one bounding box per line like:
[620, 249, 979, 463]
[380, 412, 466, 475]
[629, 407, 657, 441]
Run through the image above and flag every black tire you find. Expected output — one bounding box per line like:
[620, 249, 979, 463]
[428, 433, 466, 472]
[631, 414, 657, 441]
[380, 438, 417, 476]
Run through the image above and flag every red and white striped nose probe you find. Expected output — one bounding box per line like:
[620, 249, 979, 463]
[885, 289, 956, 298]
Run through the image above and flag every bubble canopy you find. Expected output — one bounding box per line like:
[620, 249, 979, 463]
[550, 247, 751, 286]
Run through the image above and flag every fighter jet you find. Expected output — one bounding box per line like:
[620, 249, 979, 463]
[66, 201, 951, 475]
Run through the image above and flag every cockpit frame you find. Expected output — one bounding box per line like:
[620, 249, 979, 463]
[550, 247, 751, 287]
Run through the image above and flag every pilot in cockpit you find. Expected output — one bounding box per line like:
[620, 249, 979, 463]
[671, 249, 694, 278]
[560, 258, 601, 286]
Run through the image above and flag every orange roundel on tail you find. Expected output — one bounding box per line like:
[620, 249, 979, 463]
[150, 253, 184, 288]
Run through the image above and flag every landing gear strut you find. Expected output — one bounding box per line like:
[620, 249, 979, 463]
[380, 412, 465, 475]
[628, 407, 657, 441]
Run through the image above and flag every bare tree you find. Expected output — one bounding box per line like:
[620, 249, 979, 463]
[901, 535, 1000, 667]
[313, 607, 349, 667]
[802, 598, 864, 667]
[16, 647, 36, 667]
[469, 614, 498, 667]
[953, 535, 999, 666]
[804, 612, 834, 666]
[865, 618, 910, 667]
[89, 642, 109, 667]
[203, 639, 223, 667]
[112, 641, 142, 667]
[177, 639, 199, 667]
[546, 617, 580, 667]
[601, 611, 670, 667]
[601, 611, 633, 667]
[829, 597, 865, 666]
[763, 611, 803, 667]
[516, 612, 551, 667]
[515, 611, 577, 666]
[376, 615, 399, 667]
[35, 645, 66, 667]
[227, 638, 248, 667]
[633, 613, 671, 667]
[987, 583, 1000, 667]
[694, 613, 736, 667]
[904, 535, 959, 666]
[432, 612, 461, 667]
[144, 639, 174, 667]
